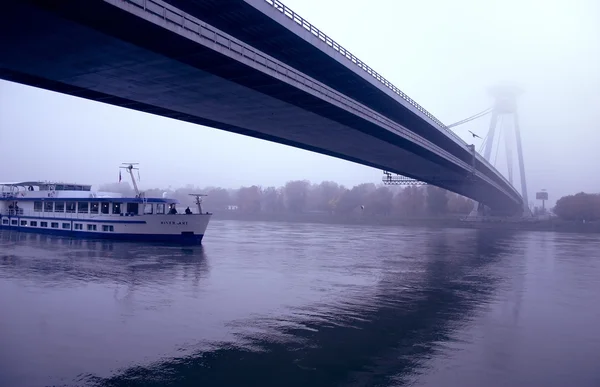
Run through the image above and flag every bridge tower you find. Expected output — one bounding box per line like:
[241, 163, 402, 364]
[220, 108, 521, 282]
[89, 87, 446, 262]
[470, 85, 531, 217]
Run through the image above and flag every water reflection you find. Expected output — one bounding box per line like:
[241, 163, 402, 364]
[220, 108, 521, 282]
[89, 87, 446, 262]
[0, 231, 209, 287]
[75, 228, 519, 387]
[2, 224, 598, 387]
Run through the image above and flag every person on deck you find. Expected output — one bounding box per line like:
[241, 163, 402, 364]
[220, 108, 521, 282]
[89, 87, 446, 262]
[185, 207, 192, 215]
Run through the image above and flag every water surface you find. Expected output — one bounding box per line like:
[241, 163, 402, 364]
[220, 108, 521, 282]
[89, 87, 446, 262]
[1, 221, 599, 386]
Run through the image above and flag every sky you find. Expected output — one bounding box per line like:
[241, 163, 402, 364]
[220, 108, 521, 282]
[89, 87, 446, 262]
[1, 0, 599, 207]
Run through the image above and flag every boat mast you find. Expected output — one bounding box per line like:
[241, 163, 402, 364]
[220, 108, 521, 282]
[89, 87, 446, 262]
[120, 163, 140, 197]
[189, 193, 207, 214]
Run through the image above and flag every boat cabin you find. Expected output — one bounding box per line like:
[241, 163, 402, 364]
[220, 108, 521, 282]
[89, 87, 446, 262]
[0, 181, 179, 217]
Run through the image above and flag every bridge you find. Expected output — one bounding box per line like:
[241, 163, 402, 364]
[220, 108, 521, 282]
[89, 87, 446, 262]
[0, 0, 524, 215]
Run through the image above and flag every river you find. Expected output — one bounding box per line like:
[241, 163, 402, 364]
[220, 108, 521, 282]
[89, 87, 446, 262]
[1, 221, 599, 387]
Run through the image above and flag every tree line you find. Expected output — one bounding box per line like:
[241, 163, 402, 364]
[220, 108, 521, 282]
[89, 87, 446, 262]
[98, 181, 600, 221]
[553, 192, 600, 222]
[98, 181, 475, 217]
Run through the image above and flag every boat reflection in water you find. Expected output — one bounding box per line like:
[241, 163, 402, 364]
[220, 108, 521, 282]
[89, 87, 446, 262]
[0, 230, 209, 288]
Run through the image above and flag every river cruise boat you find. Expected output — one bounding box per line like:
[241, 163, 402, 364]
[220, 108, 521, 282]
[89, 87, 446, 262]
[0, 164, 211, 244]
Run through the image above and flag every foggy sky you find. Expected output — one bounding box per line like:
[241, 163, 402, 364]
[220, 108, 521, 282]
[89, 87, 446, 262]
[1, 0, 599, 207]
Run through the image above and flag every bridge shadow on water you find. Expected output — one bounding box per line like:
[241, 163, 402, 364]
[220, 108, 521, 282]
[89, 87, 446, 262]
[30, 228, 524, 387]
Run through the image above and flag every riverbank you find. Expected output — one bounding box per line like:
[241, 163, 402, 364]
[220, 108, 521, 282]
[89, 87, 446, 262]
[212, 212, 600, 233]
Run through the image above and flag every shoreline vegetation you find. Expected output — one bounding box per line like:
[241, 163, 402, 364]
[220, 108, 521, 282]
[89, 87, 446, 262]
[211, 211, 600, 234]
[98, 180, 600, 234]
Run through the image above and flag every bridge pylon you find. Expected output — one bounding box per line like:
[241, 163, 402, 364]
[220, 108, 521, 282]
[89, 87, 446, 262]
[468, 85, 531, 219]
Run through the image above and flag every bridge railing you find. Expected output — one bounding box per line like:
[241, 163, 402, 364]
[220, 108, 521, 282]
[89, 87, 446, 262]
[263, 0, 516, 195]
[263, 1, 457, 138]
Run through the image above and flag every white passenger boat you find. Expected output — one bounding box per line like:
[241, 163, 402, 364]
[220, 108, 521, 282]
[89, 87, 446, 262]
[0, 164, 212, 244]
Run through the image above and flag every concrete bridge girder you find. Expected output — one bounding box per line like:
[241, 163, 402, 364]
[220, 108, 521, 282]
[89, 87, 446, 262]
[0, 0, 522, 214]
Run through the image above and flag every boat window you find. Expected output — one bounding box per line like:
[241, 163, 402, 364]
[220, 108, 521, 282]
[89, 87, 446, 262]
[87, 224, 97, 231]
[30, 221, 38, 227]
[101, 203, 109, 214]
[90, 203, 99, 214]
[78, 202, 89, 213]
[40, 222, 48, 228]
[44, 202, 54, 212]
[156, 203, 165, 214]
[34, 201, 43, 212]
[62, 223, 70, 229]
[126, 203, 139, 215]
[102, 225, 114, 232]
[55, 202, 65, 213]
[143, 203, 153, 214]
[11, 220, 18, 225]
[74, 223, 83, 230]
[2, 219, 8, 225]
[66, 202, 76, 213]
[21, 220, 27, 226]
[65, 185, 84, 191]
[56, 185, 64, 191]
[51, 222, 59, 228]
[112, 203, 121, 215]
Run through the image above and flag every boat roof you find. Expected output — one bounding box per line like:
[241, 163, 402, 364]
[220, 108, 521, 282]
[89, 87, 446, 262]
[0, 181, 91, 187]
[0, 197, 178, 203]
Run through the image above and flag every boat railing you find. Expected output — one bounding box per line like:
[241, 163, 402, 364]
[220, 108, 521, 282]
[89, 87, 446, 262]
[1, 209, 213, 218]
[4, 209, 25, 216]
[0, 209, 139, 219]
[173, 212, 213, 216]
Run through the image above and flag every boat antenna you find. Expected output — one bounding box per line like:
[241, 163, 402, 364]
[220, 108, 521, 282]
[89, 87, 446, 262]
[119, 163, 141, 197]
[189, 193, 208, 214]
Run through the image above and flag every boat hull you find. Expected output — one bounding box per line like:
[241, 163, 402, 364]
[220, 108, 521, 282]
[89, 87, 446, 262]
[0, 225, 204, 244]
[0, 214, 211, 245]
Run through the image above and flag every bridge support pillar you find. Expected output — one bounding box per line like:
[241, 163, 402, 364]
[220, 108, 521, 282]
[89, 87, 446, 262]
[466, 85, 532, 220]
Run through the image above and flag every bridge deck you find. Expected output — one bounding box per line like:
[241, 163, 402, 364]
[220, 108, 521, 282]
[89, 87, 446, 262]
[161, 0, 514, 193]
[0, 0, 522, 214]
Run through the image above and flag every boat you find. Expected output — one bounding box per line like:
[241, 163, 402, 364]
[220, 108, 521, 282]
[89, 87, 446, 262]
[0, 163, 212, 244]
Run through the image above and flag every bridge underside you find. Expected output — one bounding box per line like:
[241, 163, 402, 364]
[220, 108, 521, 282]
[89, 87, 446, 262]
[0, 0, 521, 215]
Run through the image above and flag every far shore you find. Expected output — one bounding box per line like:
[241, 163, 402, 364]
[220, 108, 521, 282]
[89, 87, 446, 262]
[211, 211, 600, 234]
